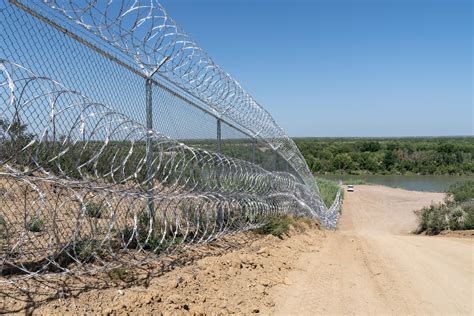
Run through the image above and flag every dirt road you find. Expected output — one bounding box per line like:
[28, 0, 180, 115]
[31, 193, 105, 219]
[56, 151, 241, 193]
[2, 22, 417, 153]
[273, 185, 473, 315]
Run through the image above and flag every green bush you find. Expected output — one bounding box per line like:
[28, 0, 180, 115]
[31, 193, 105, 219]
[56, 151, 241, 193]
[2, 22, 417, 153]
[107, 267, 130, 283]
[447, 180, 474, 203]
[415, 181, 474, 235]
[26, 216, 44, 233]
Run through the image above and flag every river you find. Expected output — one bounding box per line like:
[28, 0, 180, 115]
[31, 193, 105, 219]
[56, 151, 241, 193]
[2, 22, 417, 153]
[319, 174, 474, 192]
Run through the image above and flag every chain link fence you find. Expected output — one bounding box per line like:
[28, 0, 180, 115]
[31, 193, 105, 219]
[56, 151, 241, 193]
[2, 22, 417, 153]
[0, 0, 341, 283]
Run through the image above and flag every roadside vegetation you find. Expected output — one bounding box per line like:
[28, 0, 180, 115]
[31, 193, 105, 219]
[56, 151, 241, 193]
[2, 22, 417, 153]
[315, 177, 341, 207]
[255, 214, 319, 239]
[340, 179, 367, 185]
[295, 137, 474, 175]
[255, 178, 341, 238]
[414, 180, 474, 235]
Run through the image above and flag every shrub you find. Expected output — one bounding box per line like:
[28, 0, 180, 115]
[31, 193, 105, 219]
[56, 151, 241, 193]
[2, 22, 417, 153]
[26, 216, 44, 233]
[423, 205, 446, 234]
[447, 180, 474, 203]
[415, 199, 474, 235]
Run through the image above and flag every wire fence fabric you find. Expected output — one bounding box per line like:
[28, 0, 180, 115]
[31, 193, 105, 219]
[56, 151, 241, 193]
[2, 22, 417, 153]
[0, 0, 341, 282]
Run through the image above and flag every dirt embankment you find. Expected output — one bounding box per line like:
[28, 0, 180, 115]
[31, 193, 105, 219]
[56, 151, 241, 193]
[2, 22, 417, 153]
[3, 185, 473, 315]
[1, 222, 323, 314]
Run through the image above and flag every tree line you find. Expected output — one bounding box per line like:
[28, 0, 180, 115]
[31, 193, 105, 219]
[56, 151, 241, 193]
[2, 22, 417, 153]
[294, 137, 474, 175]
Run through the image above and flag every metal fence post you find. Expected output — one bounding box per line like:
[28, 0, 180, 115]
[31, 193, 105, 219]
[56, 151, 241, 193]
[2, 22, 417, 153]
[216, 118, 223, 227]
[145, 78, 155, 220]
[216, 118, 222, 154]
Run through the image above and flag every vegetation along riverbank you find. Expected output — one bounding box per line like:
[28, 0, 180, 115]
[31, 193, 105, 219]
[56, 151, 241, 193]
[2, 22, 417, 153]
[295, 137, 473, 175]
[414, 180, 474, 235]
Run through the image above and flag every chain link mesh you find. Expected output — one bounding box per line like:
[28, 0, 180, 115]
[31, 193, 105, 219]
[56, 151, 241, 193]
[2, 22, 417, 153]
[0, 0, 341, 282]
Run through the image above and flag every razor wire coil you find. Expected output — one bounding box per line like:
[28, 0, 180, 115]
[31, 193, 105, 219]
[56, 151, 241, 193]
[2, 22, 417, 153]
[0, 0, 341, 282]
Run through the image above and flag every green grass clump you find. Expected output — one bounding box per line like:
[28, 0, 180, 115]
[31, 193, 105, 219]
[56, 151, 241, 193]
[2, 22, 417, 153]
[255, 214, 320, 239]
[415, 180, 474, 235]
[314, 177, 340, 207]
[255, 215, 293, 239]
[107, 267, 130, 283]
[26, 216, 44, 233]
[117, 210, 183, 254]
[72, 239, 100, 261]
[84, 201, 103, 218]
[56, 239, 102, 265]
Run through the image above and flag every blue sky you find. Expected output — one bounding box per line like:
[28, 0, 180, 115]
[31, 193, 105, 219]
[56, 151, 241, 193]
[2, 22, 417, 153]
[162, 0, 472, 137]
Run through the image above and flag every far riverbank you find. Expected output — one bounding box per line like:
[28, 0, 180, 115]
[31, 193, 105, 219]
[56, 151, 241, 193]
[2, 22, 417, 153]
[319, 174, 474, 192]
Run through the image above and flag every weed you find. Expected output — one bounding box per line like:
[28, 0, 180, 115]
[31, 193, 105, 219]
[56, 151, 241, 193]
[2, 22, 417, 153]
[314, 177, 340, 207]
[52, 239, 100, 268]
[84, 201, 103, 218]
[415, 180, 474, 234]
[107, 267, 130, 283]
[255, 214, 293, 239]
[26, 216, 44, 233]
[116, 210, 184, 254]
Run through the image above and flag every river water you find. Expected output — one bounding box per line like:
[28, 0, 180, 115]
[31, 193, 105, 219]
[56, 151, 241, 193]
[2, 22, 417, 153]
[319, 174, 474, 192]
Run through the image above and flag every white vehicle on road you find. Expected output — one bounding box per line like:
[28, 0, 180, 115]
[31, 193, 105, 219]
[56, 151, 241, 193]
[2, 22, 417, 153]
[347, 185, 354, 192]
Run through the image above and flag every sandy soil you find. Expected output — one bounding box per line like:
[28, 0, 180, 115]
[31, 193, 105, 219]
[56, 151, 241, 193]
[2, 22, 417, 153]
[272, 185, 473, 315]
[1, 221, 323, 314]
[2, 185, 473, 315]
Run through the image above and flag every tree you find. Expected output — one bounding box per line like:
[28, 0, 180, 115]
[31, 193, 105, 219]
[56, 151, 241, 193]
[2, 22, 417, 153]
[383, 151, 397, 170]
[333, 153, 354, 171]
[360, 141, 381, 152]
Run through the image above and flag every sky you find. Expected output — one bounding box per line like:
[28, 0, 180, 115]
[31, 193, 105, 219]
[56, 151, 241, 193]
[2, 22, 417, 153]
[162, 0, 473, 137]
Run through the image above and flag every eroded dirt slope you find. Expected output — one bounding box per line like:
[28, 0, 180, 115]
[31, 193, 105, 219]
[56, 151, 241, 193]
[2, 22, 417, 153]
[2, 223, 323, 314]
